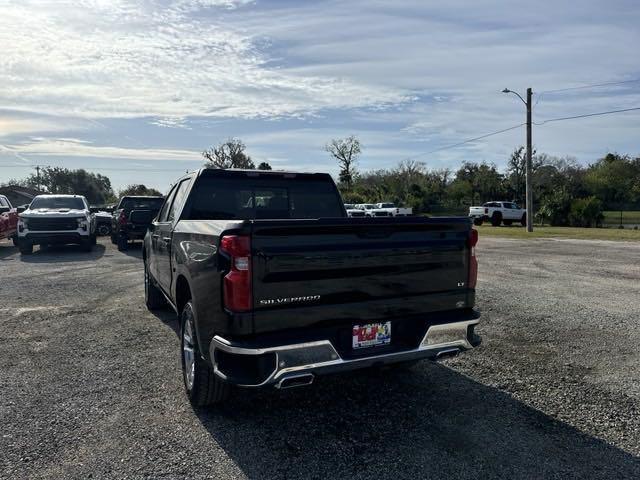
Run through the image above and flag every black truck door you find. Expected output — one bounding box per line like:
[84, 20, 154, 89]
[156, 179, 191, 293]
[149, 186, 177, 285]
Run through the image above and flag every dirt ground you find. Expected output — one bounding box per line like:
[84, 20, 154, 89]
[1, 236, 639, 479]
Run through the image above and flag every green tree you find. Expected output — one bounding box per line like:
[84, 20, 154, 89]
[454, 162, 504, 204]
[203, 138, 255, 169]
[325, 135, 361, 189]
[257, 161, 272, 170]
[118, 184, 163, 197]
[23, 167, 114, 204]
[584, 153, 640, 207]
[569, 196, 604, 227]
[536, 189, 572, 226]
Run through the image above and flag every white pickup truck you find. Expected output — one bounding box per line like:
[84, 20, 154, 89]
[375, 202, 413, 216]
[17, 194, 97, 254]
[344, 203, 366, 217]
[355, 204, 392, 217]
[469, 201, 526, 226]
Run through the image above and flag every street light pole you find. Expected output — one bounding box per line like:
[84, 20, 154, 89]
[525, 88, 533, 232]
[502, 87, 533, 232]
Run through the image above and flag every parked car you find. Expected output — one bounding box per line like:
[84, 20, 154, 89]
[94, 211, 113, 236]
[111, 196, 164, 251]
[375, 202, 413, 216]
[469, 201, 526, 226]
[0, 194, 19, 245]
[355, 203, 391, 217]
[143, 168, 481, 406]
[17, 194, 96, 254]
[344, 203, 366, 217]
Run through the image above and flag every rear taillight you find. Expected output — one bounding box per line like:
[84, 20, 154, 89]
[119, 210, 127, 226]
[468, 229, 478, 289]
[220, 235, 251, 312]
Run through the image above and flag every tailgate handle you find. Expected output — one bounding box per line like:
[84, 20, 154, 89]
[358, 229, 392, 239]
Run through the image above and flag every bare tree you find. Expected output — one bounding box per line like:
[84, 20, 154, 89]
[203, 138, 255, 169]
[325, 135, 361, 188]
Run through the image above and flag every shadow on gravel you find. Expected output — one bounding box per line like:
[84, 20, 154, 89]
[197, 362, 640, 479]
[119, 242, 144, 260]
[19, 243, 106, 263]
[0, 243, 17, 259]
[150, 308, 179, 335]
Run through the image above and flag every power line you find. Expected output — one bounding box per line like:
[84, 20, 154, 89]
[403, 123, 525, 161]
[534, 78, 640, 108]
[535, 106, 640, 125]
[538, 78, 640, 95]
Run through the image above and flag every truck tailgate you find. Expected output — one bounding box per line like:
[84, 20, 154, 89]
[249, 217, 473, 334]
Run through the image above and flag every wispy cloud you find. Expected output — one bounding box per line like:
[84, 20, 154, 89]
[9, 137, 200, 162]
[0, 0, 408, 120]
[0, 0, 638, 190]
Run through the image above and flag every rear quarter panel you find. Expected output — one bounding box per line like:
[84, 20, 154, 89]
[171, 220, 249, 356]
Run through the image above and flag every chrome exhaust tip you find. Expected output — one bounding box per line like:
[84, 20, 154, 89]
[275, 373, 315, 389]
[435, 348, 460, 360]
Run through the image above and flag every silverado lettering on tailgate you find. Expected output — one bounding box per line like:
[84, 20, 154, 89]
[259, 295, 321, 306]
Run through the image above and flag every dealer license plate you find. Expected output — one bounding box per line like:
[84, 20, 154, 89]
[352, 322, 391, 349]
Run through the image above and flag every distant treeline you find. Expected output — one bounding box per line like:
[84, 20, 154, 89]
[337, 148, 640, 227]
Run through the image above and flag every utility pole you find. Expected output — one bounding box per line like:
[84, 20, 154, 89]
[525, 87, 533, 232]
[35, 165, 41, 192]
[502, 87, 534, 232]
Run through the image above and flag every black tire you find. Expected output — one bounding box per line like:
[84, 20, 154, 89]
[97, 224, 111, 236]
[110, 233, 117, 245]
[180, 301, 230, 407]
[144, 260, 166, 310]
[91, 233, 97, 245]
[491, 212, 502, 227]
[12, 235, 19, 247]
[81, 238, 93, 252]
[503, 220, 513, 226]
[19, 241, 33, 255]
[117, 235, 128, 251]
[521, 214, 526, 227]
[473, 218, 483, 226]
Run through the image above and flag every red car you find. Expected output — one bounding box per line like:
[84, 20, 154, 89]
[0, 194, 19, 245]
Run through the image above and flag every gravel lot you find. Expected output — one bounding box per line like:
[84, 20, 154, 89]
[1, 235, 639, 479]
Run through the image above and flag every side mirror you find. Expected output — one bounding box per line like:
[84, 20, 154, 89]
[0, 206, 10, 214]
[17, 206, 26, 213]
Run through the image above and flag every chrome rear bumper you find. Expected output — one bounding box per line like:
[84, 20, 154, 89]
[210, 318, 481, 388]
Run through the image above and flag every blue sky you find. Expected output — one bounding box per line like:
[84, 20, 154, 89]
[1, 0, 639, 192]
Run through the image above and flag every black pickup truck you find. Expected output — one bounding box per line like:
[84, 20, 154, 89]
[143, 168, 480, 406]
[111, 196, 164, 251]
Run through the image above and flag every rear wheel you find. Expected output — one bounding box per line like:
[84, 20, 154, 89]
[12, 235, 19, 247]
[491, 212, 502, 227]
[473, 218, 483, 226]
[521, 214, 526, 226]
[117, 235, 128, 251]
[181, 301, 230, 407]
[144, 260, 166, 310]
